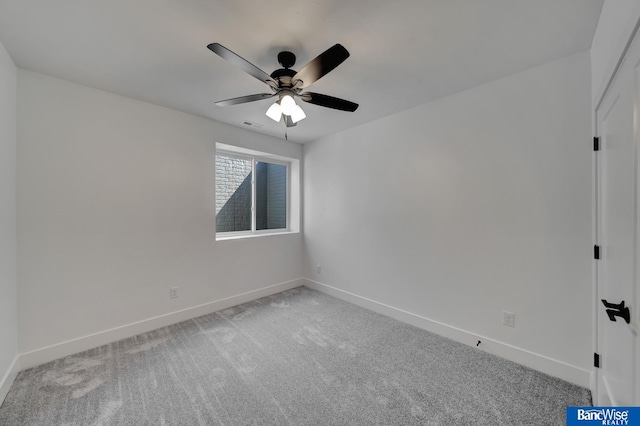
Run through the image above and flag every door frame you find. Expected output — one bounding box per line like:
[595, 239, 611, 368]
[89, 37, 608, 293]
[593, 16, 640, 406]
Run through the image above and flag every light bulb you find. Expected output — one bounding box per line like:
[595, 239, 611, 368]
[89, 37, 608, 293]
[265, 102, 282, 122]
[290, 104, 306, 123]
[280, 95, 296, 115]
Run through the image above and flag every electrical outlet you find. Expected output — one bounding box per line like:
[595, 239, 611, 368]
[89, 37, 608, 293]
[502, 311, 515, 327]
[170, 287, 179, 299]
[316, 265, 322, 274]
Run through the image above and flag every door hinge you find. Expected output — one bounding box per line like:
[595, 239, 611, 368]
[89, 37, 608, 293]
[594, 245, 600, 260]
[594, 352, 600, 368]
[594, 137, 600, 151]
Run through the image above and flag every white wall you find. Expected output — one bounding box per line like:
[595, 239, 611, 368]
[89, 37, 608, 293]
[303, 51, 592, 386]
[0, 40, 18, 401]
[17, 70, 303, 366]
[591, 1, 640, 107]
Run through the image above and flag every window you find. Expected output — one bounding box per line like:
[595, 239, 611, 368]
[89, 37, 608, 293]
[215, 144, 299, 239]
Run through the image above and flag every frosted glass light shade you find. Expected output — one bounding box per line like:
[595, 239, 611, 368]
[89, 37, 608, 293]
[290, 104, 306, 123]
[280, 95, 296, 115]
[265, 102, 282, 122]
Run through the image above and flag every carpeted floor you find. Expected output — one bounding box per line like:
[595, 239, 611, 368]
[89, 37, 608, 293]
[0, 286, 590, 425]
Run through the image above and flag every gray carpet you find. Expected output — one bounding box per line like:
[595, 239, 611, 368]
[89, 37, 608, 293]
[0, 286, 590, 425]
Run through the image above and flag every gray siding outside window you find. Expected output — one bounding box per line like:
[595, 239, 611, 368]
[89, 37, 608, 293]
[215, 154, 252, 232]
[216, 154, 287, 233]
[256, 162, 286, 230]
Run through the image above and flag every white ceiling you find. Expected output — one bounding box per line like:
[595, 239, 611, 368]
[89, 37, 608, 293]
[0, 0, 603, 143]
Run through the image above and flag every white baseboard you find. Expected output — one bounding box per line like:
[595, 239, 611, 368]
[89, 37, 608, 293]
[20, 279, 305, 370]
[0, 355, 20, 405]
[304, 279, 591, 388]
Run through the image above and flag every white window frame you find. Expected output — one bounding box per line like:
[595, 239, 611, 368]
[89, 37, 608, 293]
[215, 143, 299, 241]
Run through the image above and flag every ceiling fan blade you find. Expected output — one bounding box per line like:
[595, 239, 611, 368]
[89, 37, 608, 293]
[208, 43, 277, 87]
[215, 93, 276, 106]
[292, 44, 350, 89]
[300, 92, 359, 112]
[285, 115, 297, 127]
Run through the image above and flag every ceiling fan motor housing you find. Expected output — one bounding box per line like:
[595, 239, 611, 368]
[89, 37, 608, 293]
[270, 51, 301, 90]
[270, 68, 297, 89]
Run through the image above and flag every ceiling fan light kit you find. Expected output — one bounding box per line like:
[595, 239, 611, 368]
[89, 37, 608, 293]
[207, 42, 358, 129]
[265, 93, 307, 124]
[265, 102, 282, 122]
[280, 95, 296, 115]
[290, 104, 306, 123]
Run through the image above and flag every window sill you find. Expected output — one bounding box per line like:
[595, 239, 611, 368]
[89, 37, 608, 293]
[216, 230, 299, 241]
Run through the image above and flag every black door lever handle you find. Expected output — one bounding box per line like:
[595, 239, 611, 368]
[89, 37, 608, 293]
[601, 299, 631, 324]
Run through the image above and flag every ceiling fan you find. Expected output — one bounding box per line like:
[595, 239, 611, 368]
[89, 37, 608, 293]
[207, 43, 359, 127]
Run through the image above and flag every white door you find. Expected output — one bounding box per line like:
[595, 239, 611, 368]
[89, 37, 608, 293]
[596, 25, 640, 407]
